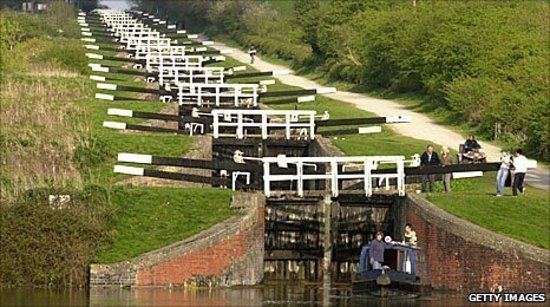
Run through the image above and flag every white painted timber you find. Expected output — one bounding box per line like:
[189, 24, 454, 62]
[97, 83, 117, 90]
[358, 126, 382, 134]
[103, 121, 126, 129]
[527, 159, 538, 169]
[95, 93, 115, 101]
[91, 65, 109, 73]
[107, 108, 133, 117]
[90, 75, 106, 82]
[84, 44, 100, 50]
[297, 96, 315, 103]
[114, 165, 145, 176]
[259, 80, 276, 86]
[86, 53, 103, 59]
[452, 171, 483, 179]
[118, 153, 152, 164]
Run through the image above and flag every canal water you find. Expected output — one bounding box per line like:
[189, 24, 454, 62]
[1, 283, 486, 306]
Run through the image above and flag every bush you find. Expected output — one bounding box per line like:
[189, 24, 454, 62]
[36, 39, 88, 73]
[0, 185, 114, 287]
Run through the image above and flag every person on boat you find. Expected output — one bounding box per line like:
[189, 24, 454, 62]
[463, 134, 481, 152]
[402, 224, 418, 274]
[403, 223, 417, 247]
[248, 45, 257, 64]
[370, 231, 391, 270]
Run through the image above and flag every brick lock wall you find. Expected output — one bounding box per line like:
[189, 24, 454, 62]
[137, 214, 262, 286]
[406, 195, 549, 293]
[90, 193, 265, 287]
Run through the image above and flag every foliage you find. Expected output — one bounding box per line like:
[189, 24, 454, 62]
[0, 5, 85, 75]
[0, 75, 91, 201]
[0, 185, 115, 287]
[142, 0, 549, 161]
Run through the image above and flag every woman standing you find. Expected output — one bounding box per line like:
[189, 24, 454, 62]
[403, 224, 417, 274]
[403, 223, 417, 247]
[441, 146, 453, 192]
[496, 151, 512, 197]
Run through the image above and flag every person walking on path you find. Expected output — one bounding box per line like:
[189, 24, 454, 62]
[248, 45, 257, 64]
[512, 149, 528, 196]
[420, 144, 440, 192]
[441, 146, 453, 193]
[496, 151, 512, 197]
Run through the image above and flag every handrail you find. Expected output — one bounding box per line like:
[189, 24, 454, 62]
[260, 156, 405, 197]
[177, 82, 258, 107]
[211, 109, 316, 140]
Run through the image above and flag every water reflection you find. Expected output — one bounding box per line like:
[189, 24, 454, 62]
[0, 283, 479, 307]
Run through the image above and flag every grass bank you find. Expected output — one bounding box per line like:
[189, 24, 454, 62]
[427, 174, 549, 249]
[0, 7, 236, 287]
[97, 187, 234, 263]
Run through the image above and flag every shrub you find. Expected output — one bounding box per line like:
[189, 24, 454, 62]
[0, 185, 114, 287]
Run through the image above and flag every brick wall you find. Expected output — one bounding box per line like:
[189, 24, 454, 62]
[406, 194, 549, 292]
[90, 192, 265, 287]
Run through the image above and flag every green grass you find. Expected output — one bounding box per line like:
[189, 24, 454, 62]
[426, 174, 550, 249]
[96, 186, 235, 263]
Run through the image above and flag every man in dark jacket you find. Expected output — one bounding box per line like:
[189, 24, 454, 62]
[370, 231, 391, 270]
[464, 134, 481, 152]
[420, 144, 440, 192]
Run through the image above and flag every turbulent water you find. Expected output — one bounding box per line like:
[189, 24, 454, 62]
[1, 283, 482, 306]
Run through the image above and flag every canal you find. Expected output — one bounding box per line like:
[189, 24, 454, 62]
[1, 284, 477, 306]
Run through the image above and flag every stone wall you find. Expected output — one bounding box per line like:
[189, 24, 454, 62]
[90, 192, 265, 287]
[406, 194, 549, 292]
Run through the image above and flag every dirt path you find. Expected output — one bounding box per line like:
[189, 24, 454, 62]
[210, 41, 549, 190]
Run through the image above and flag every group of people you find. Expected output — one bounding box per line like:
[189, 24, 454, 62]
[420, 144, 453, 193]
[368, 224, 417, 271]
[497, 149, 529, 197]
[419, 134, 529, 197]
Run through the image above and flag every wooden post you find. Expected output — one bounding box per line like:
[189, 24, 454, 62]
[322, 194, 332, 288]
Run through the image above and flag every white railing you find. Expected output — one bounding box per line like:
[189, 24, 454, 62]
[148, 54, 205, 73]
[118, 30, 160, 43]
[125, 37, 173, 51]
[260, 156, 406, 198]
[211, 109, 316, 140]
[159, 67, 224, 86]
[177, 83, 258, 107]
[142, 48, 188, 66]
